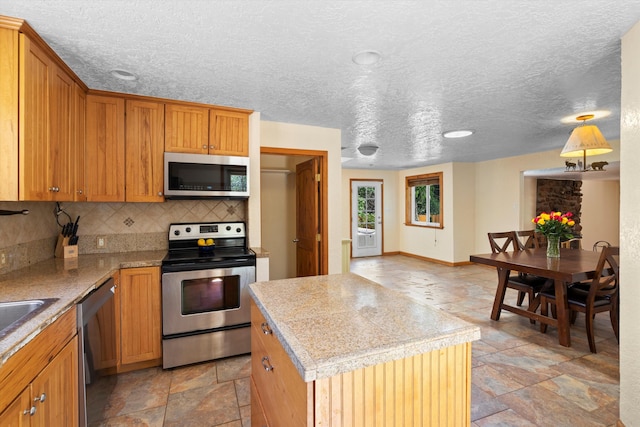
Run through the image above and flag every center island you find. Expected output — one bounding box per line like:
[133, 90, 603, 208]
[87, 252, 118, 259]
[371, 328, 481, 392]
[248, 273, 481, 426]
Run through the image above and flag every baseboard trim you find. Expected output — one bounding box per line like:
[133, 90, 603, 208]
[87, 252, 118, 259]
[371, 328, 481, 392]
[397, 251, 473, 267]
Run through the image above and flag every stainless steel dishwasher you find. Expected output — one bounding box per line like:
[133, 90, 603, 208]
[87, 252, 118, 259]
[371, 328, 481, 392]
[77, 276, 117, 427]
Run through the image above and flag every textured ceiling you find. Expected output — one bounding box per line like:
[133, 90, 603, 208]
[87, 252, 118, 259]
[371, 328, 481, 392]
[2, 1, 640, 170]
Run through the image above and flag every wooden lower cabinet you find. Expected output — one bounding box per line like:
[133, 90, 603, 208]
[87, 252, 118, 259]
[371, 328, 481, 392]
[0, 310, 78, 426]
[250, 301, 472, 427]
[119, 266, 162, 370]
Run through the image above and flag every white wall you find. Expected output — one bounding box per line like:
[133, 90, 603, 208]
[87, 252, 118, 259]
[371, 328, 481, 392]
[452, 163, 477, 262]
[341, 169, 399, 253]
[259, 121, 343, 274]
[620, 19, 640, 426]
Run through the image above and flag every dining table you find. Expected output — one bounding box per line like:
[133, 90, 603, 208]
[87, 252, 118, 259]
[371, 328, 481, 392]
[469, 248, 603, 347]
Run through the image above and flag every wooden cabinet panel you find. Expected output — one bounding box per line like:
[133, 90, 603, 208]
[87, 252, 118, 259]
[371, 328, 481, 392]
[31, 335, 78, 427]
[210, 109, 249, 156]
[0, 388, 30, 427]
[250, 377, 268, 427]
[73, 84, 87, 201]
[19, 33, 50, 201]
[119, 267, 161, 366]
[0, 309, 78, 426]
[89, 271, 120, 373]
[125, 100, 164, 202]
[0, 28, 20, 201]
[85, 94, 125, 201]
[164, 103, 209, 154]
[49, 63, 74, 201]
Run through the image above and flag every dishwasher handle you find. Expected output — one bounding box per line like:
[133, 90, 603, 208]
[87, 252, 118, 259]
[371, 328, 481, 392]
[77, 277, 115, 327]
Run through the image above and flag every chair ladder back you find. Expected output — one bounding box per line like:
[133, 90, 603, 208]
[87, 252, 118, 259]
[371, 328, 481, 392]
[487, 231, 519, 254]
[516, 230, 540, 250]
[589, 246, 619, 301]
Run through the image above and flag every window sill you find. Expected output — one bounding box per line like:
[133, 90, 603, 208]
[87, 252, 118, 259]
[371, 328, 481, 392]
[405, 223, 443, 229]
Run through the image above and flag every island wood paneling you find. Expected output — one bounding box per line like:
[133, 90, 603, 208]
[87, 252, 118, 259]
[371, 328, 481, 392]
[313, 343, 472, 427]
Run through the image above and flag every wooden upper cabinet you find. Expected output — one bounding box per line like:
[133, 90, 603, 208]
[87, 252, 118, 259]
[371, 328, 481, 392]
[19, 33, 50, 201]
[18, 34, 76, 201]
[73, 84, 87, 201]
[125, 100, 164, 202]
[164, 103, 209, 154]
[49, 62, 75, 201]
[210, 109, 249, 156]
[85, 94, 125, 202]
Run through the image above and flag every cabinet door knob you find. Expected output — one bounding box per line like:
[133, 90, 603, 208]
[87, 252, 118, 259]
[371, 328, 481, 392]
[34, 393, 46, 403]
[157, 191, 163, 196]
[209, 145, 214, 149]
[202, 144, 208, 149]
[24, 406, 36, 416]
[260, 322, 272, 335]
[292, 238, 300, 243]
[261, 356, 274, 372]
[77, 189, 83, 194]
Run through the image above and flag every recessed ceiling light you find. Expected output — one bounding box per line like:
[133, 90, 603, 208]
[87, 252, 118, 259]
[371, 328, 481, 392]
[442, 130, 473, 138]
[352, 50, 381, 65]
[110, 69, 138, 81]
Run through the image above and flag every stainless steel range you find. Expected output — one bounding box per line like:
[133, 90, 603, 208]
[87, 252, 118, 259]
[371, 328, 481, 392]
[161, 221, 255, 369]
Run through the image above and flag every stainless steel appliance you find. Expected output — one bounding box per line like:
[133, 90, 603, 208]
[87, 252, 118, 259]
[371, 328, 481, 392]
[162, 221, 256, 368]
[164, 152, 250, 198]
[77, 277, 117, 427]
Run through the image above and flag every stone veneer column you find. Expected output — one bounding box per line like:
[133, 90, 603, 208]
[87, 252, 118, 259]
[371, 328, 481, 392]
[535, 179, 582, 233]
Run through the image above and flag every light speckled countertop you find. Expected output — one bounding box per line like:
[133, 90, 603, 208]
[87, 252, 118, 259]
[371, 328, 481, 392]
[0, 251, 166, 366]
[249, 273, 481, 382]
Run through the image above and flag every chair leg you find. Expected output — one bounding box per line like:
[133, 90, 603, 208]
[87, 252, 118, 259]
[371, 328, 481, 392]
[570, 311, 578, 324]
[585, 311, 597, 353]
[527, 289, 536, 324]
[610, 305, 620, 342]
[540, 297, 548, 333]
[517, 290, 526, 306]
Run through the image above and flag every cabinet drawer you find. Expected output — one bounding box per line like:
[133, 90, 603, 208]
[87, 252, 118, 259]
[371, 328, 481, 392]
[250, 301, 312, 427]
[250, 375, 269, 427]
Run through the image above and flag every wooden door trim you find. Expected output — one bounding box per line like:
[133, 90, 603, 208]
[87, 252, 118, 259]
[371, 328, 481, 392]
[261, 147, 328, 275]
[349, 179, 384, 258]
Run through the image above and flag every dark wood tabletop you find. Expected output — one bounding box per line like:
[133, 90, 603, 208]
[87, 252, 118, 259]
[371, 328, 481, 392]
[470, 248, 602, 347]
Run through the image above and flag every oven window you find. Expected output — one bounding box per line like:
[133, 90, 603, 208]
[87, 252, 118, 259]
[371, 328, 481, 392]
[181, 275, 240, 315]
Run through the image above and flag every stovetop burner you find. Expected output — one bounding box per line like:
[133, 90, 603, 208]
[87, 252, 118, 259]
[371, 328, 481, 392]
[162, 221, 255, 272]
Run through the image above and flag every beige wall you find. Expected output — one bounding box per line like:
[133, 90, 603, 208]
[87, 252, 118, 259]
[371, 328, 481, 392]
[258, 120, 343, 274]
[620, 18, 640, 425]
[580, 180, 620, 249]
[473, 144, 620, 254]
[340, 169, 399, 253]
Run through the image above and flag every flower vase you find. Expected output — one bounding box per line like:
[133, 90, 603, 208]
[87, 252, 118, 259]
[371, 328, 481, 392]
[546, 234, 561, 258]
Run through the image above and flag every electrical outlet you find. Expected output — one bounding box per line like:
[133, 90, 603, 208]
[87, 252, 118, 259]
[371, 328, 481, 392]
[96, 237, 106, 248]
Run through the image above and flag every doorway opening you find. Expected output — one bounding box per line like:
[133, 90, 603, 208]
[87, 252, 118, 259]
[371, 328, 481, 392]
[260, 147, 328, 280]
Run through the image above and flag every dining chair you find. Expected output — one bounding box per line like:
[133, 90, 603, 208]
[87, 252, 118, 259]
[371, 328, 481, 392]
[593, 240, 611, 252]
[539, 246, 619, 353]
[488, 231, 547, 307]
[561, 238, 582, 249]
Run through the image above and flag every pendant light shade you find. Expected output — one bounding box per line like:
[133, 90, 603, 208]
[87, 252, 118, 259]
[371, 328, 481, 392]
[560, 124, 612, 158]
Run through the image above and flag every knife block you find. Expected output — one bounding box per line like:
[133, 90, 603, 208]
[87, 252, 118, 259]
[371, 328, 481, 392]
[55, 234, 78, 258]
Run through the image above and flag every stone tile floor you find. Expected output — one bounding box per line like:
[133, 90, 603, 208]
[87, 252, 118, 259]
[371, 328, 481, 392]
[89, 255, 619, 426]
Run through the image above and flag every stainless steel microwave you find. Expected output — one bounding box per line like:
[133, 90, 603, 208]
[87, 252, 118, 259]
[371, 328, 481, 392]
[164, 152, 250, 198]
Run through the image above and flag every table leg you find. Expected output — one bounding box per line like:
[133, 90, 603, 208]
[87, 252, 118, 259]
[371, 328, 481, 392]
[490, 268, 510, 321]
[554, 278, 571, 347]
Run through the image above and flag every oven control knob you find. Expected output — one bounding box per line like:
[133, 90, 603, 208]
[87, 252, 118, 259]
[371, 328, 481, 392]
[186, 227, 191, 233]
[174, 230, 180, 236]
[226, 226, 231, 231]
[236, 228, 241, 233]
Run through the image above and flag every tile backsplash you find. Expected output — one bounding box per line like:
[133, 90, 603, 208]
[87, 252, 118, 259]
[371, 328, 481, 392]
[0, 199, 246, 273]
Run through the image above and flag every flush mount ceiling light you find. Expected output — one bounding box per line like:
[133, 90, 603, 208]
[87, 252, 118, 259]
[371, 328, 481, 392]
[357, 144, 379, 156]
[442, 130, 473, 138]
[110, 69, 138, 81]
[560, 114, 612, 172]
[352, 50, 381, 65]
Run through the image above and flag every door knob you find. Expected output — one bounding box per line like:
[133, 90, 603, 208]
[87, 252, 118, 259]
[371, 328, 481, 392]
[292, 238, 300, 243]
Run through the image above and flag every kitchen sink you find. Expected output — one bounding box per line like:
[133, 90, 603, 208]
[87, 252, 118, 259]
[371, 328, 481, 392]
[0, 298, 58, 338]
